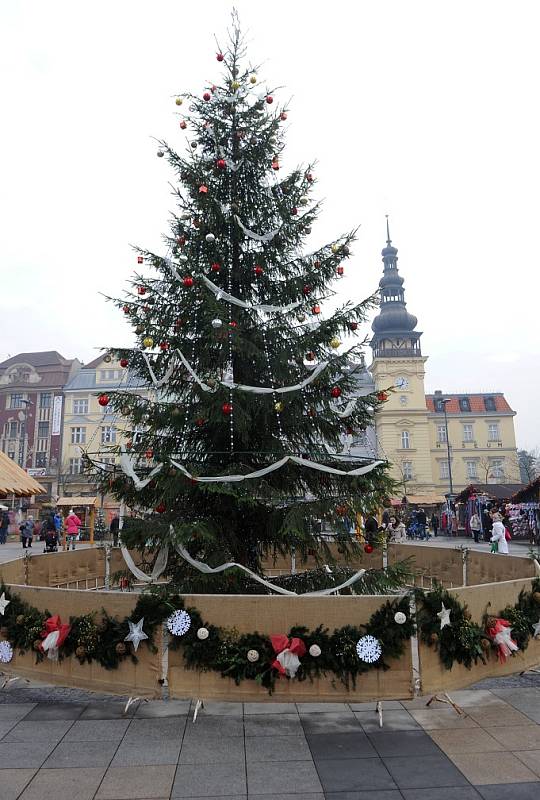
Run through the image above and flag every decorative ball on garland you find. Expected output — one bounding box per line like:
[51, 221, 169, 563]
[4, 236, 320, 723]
[137, 255, 144, 264]
[183, 276, 194, 288]
[231, 80, 240, 91]
[211, 262, 221, 272]
[195, 417, 205, 427]
[274, 402, 284, 413]
[203, 91, 211, 101]
[0, 641, 13, 664]
[348, 322, 358, 331]
[120, 358, 129, 368]
[309, 644, 321, 657]
[179, 120, 187, 130]
[167, 610, 192, 637]
[159, 342, 169, 351]
[216, 158, 227, 170]
[303, 285, 312, 295]
[137, 286, 146, 295]
[216, 52, 224, 62]
[311, 304, 321, 315]
[364, 543, 374, 554]
[205, 233, 216, 243]
[330, 386, 342, 399]
[197, 627, 209, 640]
[222, 402, 233, 415]
[394, 611, 407, 625]
[330, 337, 341, 349]
[266, 95, 273, 104]
[98, 394, 110, 407]
[377, 391, 389, 402]
[123, 305, 130, 314]
[271, 160, 280, 171]
[280, 112, 287, 121]
[157, 150, 164, 158]
[175, 97, 183, 106]
[199, 184, 208, 194]
[356, 635, 382, 664]
[331, 243, 339, 254]
[142, 337, 154, 348]
[247, 649, 260, 663]
[254, 265, 264, 276]
[337, 266, 344, 276]
[155, 503, 166, 514]
[211, 318, 223, 329]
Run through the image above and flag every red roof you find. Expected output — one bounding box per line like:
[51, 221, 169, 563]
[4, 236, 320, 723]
[426, 394, 514, 414]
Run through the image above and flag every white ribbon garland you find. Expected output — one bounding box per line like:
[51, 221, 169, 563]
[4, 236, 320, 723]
[330, 399, 357, 418]
[121, 544, 169, 584]
[140, 351, 177, 388]
[200, 274, 302, 313]
[234, 214, 281, 243]
[120, 451, 162, 489]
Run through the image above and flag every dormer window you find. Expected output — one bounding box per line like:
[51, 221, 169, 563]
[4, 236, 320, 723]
[435, 399, 445, 412]
[484, 397, 496, 411]
[459, 397, 471, 412]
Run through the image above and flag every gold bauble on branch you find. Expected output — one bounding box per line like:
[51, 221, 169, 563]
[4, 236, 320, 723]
[330, 337, 341, 349]
[142, 337, 154, 348]
[274, 402, 284, 413]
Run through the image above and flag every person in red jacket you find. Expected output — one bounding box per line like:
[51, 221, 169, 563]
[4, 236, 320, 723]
[65, 509, 82, 550]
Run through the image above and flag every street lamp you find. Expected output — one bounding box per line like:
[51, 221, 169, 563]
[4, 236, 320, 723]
[440, 399, 455, 530]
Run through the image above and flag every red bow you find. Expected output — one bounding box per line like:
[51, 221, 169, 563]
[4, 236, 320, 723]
[40, 614, 71, 650]
[270, 634, 306, 676]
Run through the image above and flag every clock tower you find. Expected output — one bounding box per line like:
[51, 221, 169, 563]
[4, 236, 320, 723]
[369, 219, 435, 494]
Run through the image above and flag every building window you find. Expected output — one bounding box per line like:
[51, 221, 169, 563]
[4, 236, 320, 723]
[35, 452, 47, 468]
[69, 458, 83, 475]
[437, 425, 447, 443]
[6, 421, 18, 438]
[402, 461, 413, 481]
[466, 460, 478, 479]
[488, 423, 500, 442]
[73, 399, 89, 414]
[439, 460, 450, 479]
[401, 430, 410, 449]
[484, 397, 496, 411]
[9, 394, 24, 409]
[70, 426, 86, 444]
[99, 369, 120, 381]
[39, 393, 52, 408]
[101, 426, 116, 444]
[37, 421, 49, 438]
[490, 459, 504, 480]
[434, 398, 445, 412]
[463, 423, 474, 442]
[459, 397, 471, 412]
[7, 451, 15, 460]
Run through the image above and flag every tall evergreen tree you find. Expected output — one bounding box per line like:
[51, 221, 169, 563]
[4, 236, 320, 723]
[96, 18, 392, 580]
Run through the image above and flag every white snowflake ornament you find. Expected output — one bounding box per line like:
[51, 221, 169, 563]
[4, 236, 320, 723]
[0, 641, 13, 664]
[166, 610, 191, 637]
[356, 635, 382, 664]
[394, 612, 407, 625]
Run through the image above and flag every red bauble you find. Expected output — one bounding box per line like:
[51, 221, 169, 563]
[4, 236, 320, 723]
[291, 207, 298, 215]
[155, 503, 166, 514]
[179, 121, 187, 130]
[145, 449, 153, 459]
[195, 417, 205, 427]
[203, 91, 211, 101]
[303, 285, 312, 295]
[306, 172, 314, 182]
[177, 235, 186, 245]
[364, 543, 374, 554]
[122, 305, 130, 314]
[348, 322, 358, 331]
[311, 304, 321, 315]
[228, 320, 237, 328]
[126, 440, 132, 450]
[266, 95, 273, 104]
[137, 256, 143, 264]
[254, 265, 264, 276]
[222, 402, 233, 415]
[137, 286, 146, 295]
[307, 408, 316, 417]
[337, 266, 344, 276]
[216, 52, 224, 62]
[377, 391, 389, 402]
[120, 358, 129, 368]
[280, 112, 287, 121]
[271, 160, 279, 171]
[174, 318, 184, 329]
[98, 394, 110, 407]
[330, 387, 342, 399]
[216, 158, 227, 170]
[183, 276, 194, 288]
[159, 341, 169, 351]
[211, 262, 221, 272]
[306, 351, 316, 361]
[313, 260, 321, 268]
[199, 184, 208, 194]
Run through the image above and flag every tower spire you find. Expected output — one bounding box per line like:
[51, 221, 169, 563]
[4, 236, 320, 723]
[385, 214, 391, 246]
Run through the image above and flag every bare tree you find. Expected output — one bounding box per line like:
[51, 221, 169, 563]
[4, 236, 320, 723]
[514, 448, 540, 484]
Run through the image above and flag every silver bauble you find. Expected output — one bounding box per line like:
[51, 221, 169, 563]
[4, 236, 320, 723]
[205, 233, 216, 243]
[394, 612, 407, 625]
[309, 644, 321, 657]
[247, 649, 259, 663]
[197, 627, 209, 640]
[211, 319, 223, 329]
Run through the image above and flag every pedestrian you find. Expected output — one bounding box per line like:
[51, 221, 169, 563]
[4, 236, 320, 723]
[470, 512, 482, 544]
[389, 515, 407, 542]
[65, 509, 82, 550]
[490, 512, 509, 555]
[430, 512, 439, 537]
[0, 506, 9, 545]
[364, 513, 379, 545]
[53, 510, 62, 534]
[109, 514, 120, 547]
[417, 508, 428, 540]
[19, 516, 34, 549]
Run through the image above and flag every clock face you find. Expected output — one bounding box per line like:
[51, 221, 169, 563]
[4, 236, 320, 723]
[395, 376, 409, 390]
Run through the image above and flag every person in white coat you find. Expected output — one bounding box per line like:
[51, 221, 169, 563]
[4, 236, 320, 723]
[490, 512, 509, 554]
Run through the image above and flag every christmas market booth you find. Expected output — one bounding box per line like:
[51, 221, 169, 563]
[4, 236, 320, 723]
[56, 497, 97, 544]
[454, 483, 523, 539]
[0, 450, 47, 500]
[508, 478, 540, 545]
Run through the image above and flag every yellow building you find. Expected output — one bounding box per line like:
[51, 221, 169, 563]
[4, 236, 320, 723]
[60, 355, 148, 506]
[369, 221, 519, 496]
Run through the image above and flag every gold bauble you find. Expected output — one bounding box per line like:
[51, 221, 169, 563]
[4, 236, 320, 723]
[16, 614, 25, 625]
[175, 97, 183, 106]
[330, 337, 341, 349]
[331, 244, 339, 254]
[299, 196, 309, 206]
[115, 642, 127, 655]
[231, 80, 240, 90]
[250, 75, 257, 84]
[480, 638, 491, 651]
[274, 402, 284, 413]
[142, 337, 154, 348]
[75, 646, 86, 658]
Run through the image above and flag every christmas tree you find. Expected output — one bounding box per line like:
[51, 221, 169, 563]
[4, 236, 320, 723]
[97, 18, 393, 588]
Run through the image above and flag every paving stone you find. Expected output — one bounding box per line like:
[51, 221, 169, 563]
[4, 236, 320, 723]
[246, 734, 312, 762]
[0, 719, 18, 738]
[22, 703, 84, 721]
[19, 766, 106, 800]
[80, 701, 138, 719]
[348, 700, 405, 711]
[466, 707, 535, 728]
[410, 709, 480, 730]
[0, 741, 56, 768]
[244, 702, 297, 715]
[315, 757, 397, 793]
[485, 725, 540, 750]
[179, 734, 245, 764]
[97, 764, 177, 799]
[307, 732, 377, 760]
[354, 710, 420, 732]
[448, 751, 538, 785]
[325, 793, 403, 800]
[3, 719, 74, 742]
[368, 730, 441, 757]
[124, 716, 186, 742]
[172, 762, 247, 797]
[300, 712, 362, 735]
[183, 714, 244, 738]
[0, 703, 36, 720]
[43, 739, 116, 768]
[245, 714, 304, 737]
[196, 701, 243, 716]
[0, 768, 37, 800]
[112, 738, 182, 766]
[135, 700, 191, 717]
[297, 703, 351, 714]
[68, 718, 130, 741]
[512, 750, 540, 777]
[247, 759, 322, 795]
[476, 782, 540, 799]
[427, 728, 505, 754]
[447, 691, 509, 708]
[383, 754, 469, 789]
[401, 789, 483, 799]
[263, 795, 323, 800]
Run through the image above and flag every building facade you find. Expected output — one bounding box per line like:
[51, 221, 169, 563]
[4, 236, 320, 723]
[0, 352, 81, 501]
[369, 222, 519, 496]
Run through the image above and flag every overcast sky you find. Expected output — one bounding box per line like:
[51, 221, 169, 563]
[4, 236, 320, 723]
[1, 1, 539, 450]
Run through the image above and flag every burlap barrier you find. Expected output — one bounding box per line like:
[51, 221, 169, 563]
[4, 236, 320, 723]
[388, 544, 463, 587]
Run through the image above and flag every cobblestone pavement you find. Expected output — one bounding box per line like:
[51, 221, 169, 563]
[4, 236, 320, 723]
[1, 679, 540, 799]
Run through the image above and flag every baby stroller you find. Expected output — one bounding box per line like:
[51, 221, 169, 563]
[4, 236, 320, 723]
[43, 530, 59, 553]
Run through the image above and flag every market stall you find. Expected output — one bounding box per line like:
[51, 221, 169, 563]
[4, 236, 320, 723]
[56, 496, 97, 545]
[454, 483, 523, 539]
[508, 478, 540, 544]
[0, 450, 46, 538]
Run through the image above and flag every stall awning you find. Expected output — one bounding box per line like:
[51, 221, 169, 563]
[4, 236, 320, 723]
[57, 496, 97, 507]
[392, 494, 445, 506]
[0, 451, 46, 497]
